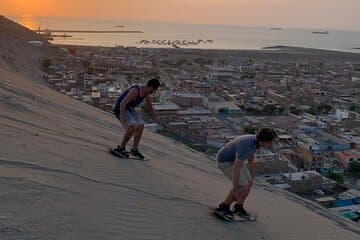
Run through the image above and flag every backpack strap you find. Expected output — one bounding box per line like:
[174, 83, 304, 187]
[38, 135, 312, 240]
[133, 85, 141, 98]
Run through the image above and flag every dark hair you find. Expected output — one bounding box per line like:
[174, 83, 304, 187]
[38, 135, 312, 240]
[147, 78, 160, 90]
[256, 128, 277, 142]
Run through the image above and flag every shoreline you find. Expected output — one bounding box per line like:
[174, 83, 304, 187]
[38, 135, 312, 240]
[53, 42, 360, 55]
[54, 43, 360, 62]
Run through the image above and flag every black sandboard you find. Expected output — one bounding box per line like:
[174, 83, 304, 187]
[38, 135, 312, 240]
[109, 148, 150, 161]
[212, 209, 234, 222]
[210, 207, 257, 222]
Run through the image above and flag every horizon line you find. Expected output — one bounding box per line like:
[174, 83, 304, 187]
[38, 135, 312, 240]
[5, 14, 360, 33]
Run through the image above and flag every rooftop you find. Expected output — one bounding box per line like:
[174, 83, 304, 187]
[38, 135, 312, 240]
[283, 171, 322, 181]
[152, 102, 181, 111]
[337, 149, 360, 158]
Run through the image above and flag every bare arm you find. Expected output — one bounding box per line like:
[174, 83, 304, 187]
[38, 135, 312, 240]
[248, 155, 255, 179]
[144, 96, 158, 121]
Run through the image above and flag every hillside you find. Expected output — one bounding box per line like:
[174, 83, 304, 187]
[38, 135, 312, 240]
[0, 15, 359, 240]
[0, 15, 64, 81]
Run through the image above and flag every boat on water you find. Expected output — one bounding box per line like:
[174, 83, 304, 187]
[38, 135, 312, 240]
[270, 27, 282, 30]
[52, 33, 73, 38]
[172, 43, 181, 49]
[312, 31, 329, 34]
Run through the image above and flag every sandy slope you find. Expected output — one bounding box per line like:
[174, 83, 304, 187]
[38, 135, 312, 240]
[0, 67, 359, 240]
[0, 15, 64, 83]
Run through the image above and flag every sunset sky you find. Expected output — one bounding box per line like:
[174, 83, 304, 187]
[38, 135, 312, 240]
[1, 0, 359, 30]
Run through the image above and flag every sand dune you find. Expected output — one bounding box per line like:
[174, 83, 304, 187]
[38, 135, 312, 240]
[0, 15, 64, 82]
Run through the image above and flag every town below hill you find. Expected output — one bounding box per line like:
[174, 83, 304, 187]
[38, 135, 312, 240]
[39, 43, 360, 223]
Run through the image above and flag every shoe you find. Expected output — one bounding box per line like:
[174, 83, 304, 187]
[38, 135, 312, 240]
[233, 204, 250, 218]
[215, 203, 233, 220]
[131, 149, 145, 160]
[116, 146, 129, 158]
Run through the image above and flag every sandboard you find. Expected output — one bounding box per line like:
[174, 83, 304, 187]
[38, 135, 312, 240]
[211, 207, 257, 222]
[212, 208, 234, 222]
[233, 212, 257, 222]
[109, 148, 150, 161]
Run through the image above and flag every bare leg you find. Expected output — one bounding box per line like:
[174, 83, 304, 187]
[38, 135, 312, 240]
[132, 124, 144, 150]
[223, 181, 253, 206]
[242, 182, 253, 201]
[121, 125, 136, 148]
[224, 188, 236, 205]
[234, 182, 253, 205]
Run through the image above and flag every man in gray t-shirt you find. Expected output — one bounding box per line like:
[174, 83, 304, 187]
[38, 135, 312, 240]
[215, 128, 277, 220]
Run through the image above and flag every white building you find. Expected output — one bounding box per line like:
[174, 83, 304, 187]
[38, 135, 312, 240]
[334, 109, 349, 122]
[145, 123, 160, 133]
[28, 40, 43, 47]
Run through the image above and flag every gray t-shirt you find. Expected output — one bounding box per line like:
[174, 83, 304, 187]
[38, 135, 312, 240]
[216, 134, 256, 163]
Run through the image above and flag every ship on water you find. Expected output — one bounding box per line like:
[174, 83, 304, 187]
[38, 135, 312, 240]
[312, 30, 329, 34]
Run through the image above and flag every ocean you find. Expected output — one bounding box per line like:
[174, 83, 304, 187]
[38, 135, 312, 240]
[16, 16, 360, 53]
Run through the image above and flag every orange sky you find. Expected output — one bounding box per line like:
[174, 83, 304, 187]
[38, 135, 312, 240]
[1, 0, 359, 30]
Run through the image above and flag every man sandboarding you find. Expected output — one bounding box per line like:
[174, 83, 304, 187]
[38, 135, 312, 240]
[111, 78, 160, 160]
[214, 128, 277, 221]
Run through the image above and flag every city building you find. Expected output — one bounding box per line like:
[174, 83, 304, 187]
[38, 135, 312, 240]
[334, 149, 360, 169]
[283, 171, 323, 193]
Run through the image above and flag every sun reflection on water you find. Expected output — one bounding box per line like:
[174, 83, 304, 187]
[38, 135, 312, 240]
[18, 15, 38, 30]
